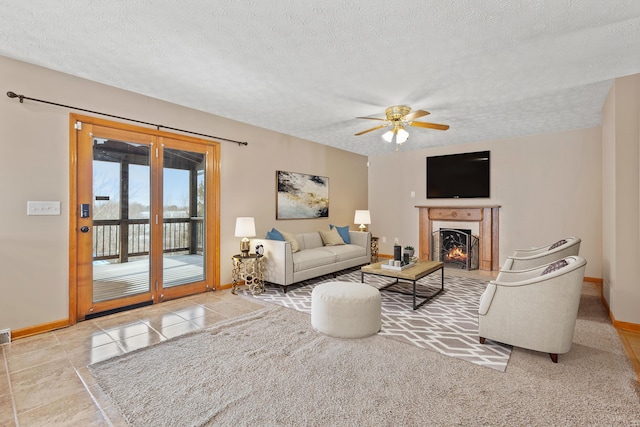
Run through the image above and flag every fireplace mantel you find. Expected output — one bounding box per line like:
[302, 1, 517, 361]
[416, 206, 500, 271]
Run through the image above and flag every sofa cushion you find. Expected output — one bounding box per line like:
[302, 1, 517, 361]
[293, 248, 336, 272]
[319, 244, 366, 262]
[277, 229, 300, 253]
[330, 224, 351, 244]
[320, 228, 345, 246]
[298, 232, 324, 250]
[265, 228, 284, 241]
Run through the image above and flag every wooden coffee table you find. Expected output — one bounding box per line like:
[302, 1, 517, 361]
[360, 259, 444, 310]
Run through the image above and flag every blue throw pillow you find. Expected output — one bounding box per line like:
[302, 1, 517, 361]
[330, 224, 351, 244]
[265, 228, 285, 241]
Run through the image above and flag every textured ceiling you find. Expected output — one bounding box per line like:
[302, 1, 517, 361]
[1, 1, 639, 156]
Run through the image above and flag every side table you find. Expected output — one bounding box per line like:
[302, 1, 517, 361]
[371, 236, 379, 263]
[231, 254, 265, 295]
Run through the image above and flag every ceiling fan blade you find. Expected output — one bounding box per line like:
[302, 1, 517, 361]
[354, 124, 387, 136]
[356, 117, 386, 121]
[403, 109, 430, 121]
[409, 121, 450, 131]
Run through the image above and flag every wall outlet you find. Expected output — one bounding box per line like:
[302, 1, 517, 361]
[381, 237, 386, 243]
[394, 237, 399, 244]
[410, 191, 415, 198]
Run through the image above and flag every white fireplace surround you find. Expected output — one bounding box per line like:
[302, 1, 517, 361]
[433, 221, 480, 236]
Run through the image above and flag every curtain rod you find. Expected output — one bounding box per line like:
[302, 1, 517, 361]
[6, 91, 248, 146]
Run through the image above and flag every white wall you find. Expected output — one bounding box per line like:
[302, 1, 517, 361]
[601, 73, 640, 325]
[368, 127, 603, 279]
[0, 56, 368, 331]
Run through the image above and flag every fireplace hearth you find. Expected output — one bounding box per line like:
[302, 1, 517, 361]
[432, 228, 479, 270]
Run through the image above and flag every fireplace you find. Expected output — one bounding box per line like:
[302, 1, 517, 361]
[416, 206, 500, 271]
[432, 228, 479, 270]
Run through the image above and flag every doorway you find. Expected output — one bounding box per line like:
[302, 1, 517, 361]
[69, 115, 220, 322]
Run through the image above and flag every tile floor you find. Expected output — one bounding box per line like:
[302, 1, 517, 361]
[1, 277, 639, 426]
[0, 290, 264, 426]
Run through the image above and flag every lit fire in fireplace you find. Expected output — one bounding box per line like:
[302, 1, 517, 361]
[445, 246, 467, 262]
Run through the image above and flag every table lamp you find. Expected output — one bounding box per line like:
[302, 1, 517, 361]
[354, 210, 371, 233]
[235, 217, 256, 256]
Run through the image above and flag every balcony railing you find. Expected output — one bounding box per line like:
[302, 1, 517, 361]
[93, 217, 204, 261]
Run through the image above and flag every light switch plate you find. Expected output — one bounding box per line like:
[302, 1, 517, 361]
[27, 201, 61, 216]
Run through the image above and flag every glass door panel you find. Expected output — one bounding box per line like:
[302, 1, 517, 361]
[73, 117, 219, 321]
[92, 138, 151, 302]
[162, 147, 206, 288]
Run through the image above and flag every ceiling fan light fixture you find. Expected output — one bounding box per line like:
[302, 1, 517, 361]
[355, 105, 446, 151]
[382, 127, 409, 145]
[396, 128, 409, 144]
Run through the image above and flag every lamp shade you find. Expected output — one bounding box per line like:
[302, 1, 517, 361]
[382, 130, 395, 143]
[354, 210, 371, 225]
[396, 128, 409, 143]
[234, 217, 256, 237]
[382, 128, 409, 144]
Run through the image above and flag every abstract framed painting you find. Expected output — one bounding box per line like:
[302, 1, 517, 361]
[276, 170, 329, 219]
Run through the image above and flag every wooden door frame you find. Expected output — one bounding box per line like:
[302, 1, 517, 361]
[68, 114, 221, 324]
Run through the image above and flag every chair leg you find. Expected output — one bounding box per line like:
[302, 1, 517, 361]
[479, 337, 486, 344]
[549, 353, 558, 363]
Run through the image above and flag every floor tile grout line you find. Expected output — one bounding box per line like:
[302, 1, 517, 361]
[72, 365, 115, 427]
[2, 346, 20, 427]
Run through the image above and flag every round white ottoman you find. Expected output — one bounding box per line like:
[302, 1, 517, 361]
[311, 281, 381, 338]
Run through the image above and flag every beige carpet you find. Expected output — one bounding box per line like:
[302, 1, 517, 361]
[89, 283, 640, 426]
[245, 269, 512, 371]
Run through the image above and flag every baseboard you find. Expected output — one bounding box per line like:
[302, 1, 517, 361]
[11, 319, 70, 341]
[613, 320, 640, 332]
[584, 276, 603, 284]
[593, 281, 640, 332]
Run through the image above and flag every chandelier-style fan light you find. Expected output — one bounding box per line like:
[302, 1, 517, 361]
[355, 105, 449, 150]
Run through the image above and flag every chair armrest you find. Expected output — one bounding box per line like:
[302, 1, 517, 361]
[478, 283, 496, 315]
[493, 256, 585, 288]
[512, 246, 551, 257]
[496, 264, 551, 282]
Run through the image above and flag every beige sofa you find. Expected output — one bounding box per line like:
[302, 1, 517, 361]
[251, 231, 370, 293]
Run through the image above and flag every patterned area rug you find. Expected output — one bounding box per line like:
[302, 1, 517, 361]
[243, 268, 512, 372]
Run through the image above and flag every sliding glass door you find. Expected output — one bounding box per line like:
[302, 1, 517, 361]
[72, 117, 219, 320]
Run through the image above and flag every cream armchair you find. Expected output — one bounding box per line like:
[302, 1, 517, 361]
[478, 256, 587, 363]
[502, 237, 581, 270]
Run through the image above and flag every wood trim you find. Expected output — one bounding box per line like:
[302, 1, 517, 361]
[613, 319, 640, 332]
[12, 319, 70, 340]
[69, 113, 222, 320]
[617, 331, 640, 383]
[416, 206, 500, 271]
[68, 117, 79, 325]
[209, 141, 222, 291]
[593, 280, 640, 332]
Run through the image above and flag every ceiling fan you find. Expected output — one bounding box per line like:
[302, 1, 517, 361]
[355, 105, 449, 150]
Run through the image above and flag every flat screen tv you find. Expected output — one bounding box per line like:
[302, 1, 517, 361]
[426, 151, 490, 199]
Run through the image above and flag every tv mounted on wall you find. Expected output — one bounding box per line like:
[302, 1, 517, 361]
[426, 151, 490, 199]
